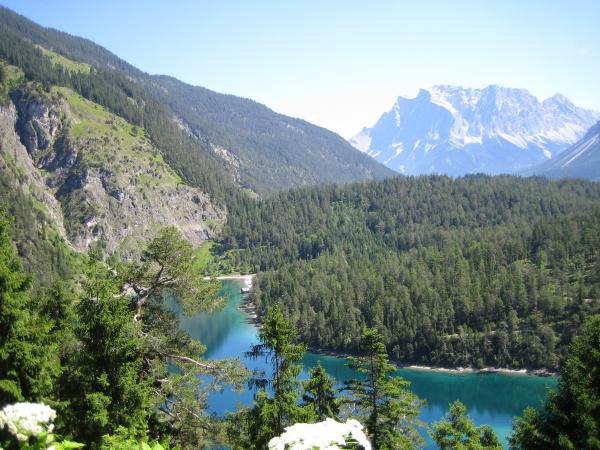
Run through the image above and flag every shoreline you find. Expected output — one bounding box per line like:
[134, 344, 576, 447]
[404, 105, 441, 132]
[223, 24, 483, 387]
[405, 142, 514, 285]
[308, 347, 557, 377]
[215, 276, 557, 378]
[206, 274, 261, 325]
[401, 364, 557, 377]
[204, 274, 255, 290]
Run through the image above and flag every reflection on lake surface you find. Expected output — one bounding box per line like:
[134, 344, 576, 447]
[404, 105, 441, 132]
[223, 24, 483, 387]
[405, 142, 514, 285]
[175, 280, 557, 448]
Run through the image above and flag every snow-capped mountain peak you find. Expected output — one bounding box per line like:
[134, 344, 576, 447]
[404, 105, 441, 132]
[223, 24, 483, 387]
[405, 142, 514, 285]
[350, 85, 600, 175]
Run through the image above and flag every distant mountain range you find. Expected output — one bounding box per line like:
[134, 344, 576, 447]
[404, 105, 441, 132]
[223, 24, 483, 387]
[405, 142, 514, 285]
[523, 121, 600, 181]
[350, 85, 600, 176]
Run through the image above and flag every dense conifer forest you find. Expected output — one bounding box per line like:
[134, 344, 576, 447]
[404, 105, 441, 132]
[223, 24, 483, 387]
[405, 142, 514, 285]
[221, 175, 600, 370]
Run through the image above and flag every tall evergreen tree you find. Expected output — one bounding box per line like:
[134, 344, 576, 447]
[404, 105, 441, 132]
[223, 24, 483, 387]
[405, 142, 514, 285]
[117, 227, 247, 448]
[509, 314, 600, 449]
[302, 361, 340, 420]
[235, 305, 310, 449]
[431, 400, 501, 449]
[0, 210, 59, 406]
[344, 327, 423, 450]
[58, 253, 151, 444]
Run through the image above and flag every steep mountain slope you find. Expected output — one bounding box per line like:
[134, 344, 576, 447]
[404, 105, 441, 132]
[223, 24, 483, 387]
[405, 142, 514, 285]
[0, 64, 223, 261]
[350, 85, 599, 176]
[523, 121, 600, 180]
[144, 76, 394, 194]
[0, 6, 393, 195]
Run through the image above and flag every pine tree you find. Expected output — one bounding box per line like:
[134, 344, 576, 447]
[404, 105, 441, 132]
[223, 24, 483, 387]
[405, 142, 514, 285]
[431, 400, 501, 449]
[302, 361, 340, 420]
[344, 327, 423, 450]
[116, 227, 248, 448]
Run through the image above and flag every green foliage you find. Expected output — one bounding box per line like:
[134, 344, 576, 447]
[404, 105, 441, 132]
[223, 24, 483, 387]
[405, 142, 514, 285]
[232, 305, 311, 449]
[100, 427, 171, 450]
[0, 210, 60, 406]
[1, 432, 84, 450]
[36, 46, 90, 74]
[302, 361, 340, 421]
[0, 61, 6, 103]
[344, 327, 423, 450]
[58, 255, 151, 444]
[430, 401, 501, 449]
[509, 314, 600, 449]
[116, 227, 247, 449]
[118, 226, 221, 321]
[223, 175, 600, 370]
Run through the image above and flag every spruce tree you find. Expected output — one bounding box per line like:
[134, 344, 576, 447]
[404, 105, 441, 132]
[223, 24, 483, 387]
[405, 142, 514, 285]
[302, 361, 340, 420]
[344, 327, 423, 450]
[431, 400, 501, 449]
[58, 253, 151, 444]
[0, 210, 59, 406]
[239, 304, 311, 449]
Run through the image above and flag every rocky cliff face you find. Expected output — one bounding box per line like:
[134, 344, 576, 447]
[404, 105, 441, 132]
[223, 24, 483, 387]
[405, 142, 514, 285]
[0, 100, 69, 238]
[1, 83, 224, 257]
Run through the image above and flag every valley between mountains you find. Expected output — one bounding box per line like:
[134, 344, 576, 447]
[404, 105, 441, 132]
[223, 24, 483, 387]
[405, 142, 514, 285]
[0, 4, 599, 449]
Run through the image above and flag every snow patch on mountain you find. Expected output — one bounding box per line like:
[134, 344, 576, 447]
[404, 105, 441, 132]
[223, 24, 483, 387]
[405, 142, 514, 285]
[562, 135, 599, 167]
[350, 129, 371, 152]
[523, 121, 600, 180]
[350, 85, 600, 176]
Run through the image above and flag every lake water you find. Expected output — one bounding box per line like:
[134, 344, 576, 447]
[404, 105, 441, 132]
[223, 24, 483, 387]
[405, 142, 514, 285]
[177, 280, 557, 448]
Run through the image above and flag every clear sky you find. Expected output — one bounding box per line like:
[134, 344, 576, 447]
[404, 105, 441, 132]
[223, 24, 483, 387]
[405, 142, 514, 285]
[2, 0, 599, 138]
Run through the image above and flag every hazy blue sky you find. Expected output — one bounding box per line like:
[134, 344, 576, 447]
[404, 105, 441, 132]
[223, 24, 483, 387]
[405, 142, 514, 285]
[2, 0, 599, 137]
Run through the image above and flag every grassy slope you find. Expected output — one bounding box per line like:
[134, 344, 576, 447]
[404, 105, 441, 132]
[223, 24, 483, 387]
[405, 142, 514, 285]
[63, 86, 181, 188]
[37, 45, 90, 73]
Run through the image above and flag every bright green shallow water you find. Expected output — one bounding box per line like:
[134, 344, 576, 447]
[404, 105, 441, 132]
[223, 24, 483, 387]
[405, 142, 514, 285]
[177, 280, 557, 449]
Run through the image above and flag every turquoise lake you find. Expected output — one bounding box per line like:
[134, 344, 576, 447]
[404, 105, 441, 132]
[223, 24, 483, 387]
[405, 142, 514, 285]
[177, 280, 557, 449]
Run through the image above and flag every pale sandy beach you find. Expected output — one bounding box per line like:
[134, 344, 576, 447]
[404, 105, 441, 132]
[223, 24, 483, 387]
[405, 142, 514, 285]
[203, 274, 255, 290]
[405, 365, 555, 376]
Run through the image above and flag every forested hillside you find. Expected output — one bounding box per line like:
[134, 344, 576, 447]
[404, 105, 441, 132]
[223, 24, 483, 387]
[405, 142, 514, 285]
[221, 175, 600, 370]
[0, 6, 393, 196]
[143, 76, 393, 194]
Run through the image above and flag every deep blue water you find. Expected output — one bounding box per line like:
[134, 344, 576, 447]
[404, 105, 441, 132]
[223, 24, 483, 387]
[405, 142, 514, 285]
[176, 280, 557, 448]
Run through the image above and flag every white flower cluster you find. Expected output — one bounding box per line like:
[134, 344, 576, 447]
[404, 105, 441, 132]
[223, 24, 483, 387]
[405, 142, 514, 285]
[0, 402, 57, 442]
[268, 418, 372, 450]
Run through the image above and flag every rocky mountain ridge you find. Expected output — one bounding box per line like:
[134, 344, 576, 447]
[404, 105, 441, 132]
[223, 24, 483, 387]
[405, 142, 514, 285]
[351, 85, 600, 176]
